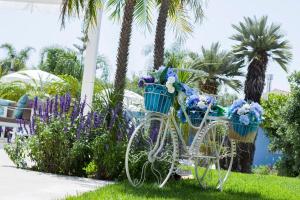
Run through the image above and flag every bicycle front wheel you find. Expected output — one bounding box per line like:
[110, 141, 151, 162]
[125, 115, 178, 188]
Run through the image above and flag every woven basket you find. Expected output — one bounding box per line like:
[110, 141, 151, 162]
[228, 114, 259, 143]
[144, 84, 175, 114]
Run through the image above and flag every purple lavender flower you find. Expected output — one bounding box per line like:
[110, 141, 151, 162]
[80, 96, 86, 116]
[38, 105, 43, 119]
[93, 112, 103, 128]
[54, 95, 58, 117]
[85, 112, 92, 130]
[71, 101, 78, 126]
[33, 96, 38, 115]
[49, 99, 53, 114]
[44, 98, 50, 120]
[30, 116, 35, 135]
[76, 116, 83, 139]
[60, 95, 65, 116]
[65, 93, 71, 113]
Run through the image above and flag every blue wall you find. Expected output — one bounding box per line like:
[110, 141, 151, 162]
[253, 128, 281, 166]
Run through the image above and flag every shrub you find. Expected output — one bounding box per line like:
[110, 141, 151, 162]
[6, 91, 134, 180]
[4, 135, 29, 168]
[91, 134, 126, 180]
[261, 71, 300, 177]
[253, 165, 277, 175]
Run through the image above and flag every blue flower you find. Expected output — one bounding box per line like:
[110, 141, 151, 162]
[206, 96, 216, 105]
[182, 84, 197, 96]
[177, 109, 186, 123]
[229, 99, 246, 114]
[239, 114, 250, 125]
[186, 95, 199, 107]
[166, 68, 178, 81]
[138, 79, 144, 87]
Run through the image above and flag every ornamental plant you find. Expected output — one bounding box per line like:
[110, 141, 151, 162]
[138, 66, 183, 94]
[228, 99, 263, 126]
[7, 92, 135, 180]
[177, 93, 215, 123]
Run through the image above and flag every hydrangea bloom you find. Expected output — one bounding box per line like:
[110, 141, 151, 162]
[229, 99, 263, 125]
[239, 114, 250, 125]
[186, 95, 200, 107]
[182, 84, 197, 96]
[166, 68, 178, 81]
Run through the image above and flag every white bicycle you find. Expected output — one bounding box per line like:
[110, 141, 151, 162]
[125, 71, 236, 190]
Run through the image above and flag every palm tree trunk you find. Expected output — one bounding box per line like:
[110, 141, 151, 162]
[113, 0, 137, 107]
[199, 80, 218, 94]
[235, 53, 268, 173]
[153, 0, 170, 70]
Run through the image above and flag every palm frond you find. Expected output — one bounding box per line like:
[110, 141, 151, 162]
[231, 16, 292, 71]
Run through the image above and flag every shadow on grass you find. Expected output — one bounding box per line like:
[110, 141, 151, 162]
[120, 180, 266, 200]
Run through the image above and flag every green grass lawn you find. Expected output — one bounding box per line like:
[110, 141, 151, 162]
[66, 171, 300, 200]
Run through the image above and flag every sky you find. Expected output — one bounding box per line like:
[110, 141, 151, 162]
[0, 0, 299, 93]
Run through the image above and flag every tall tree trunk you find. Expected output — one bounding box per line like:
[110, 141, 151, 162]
[113, 0, 137, 108]
[199, 79, 218, 94]
[234, 53, 268, 173]
[153, 0, 170, 70]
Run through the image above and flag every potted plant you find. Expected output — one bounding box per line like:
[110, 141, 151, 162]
[138, 66, 182, 114]
[228, 99, 263, 143]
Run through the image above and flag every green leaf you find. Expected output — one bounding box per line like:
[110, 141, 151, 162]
[159, 67, 169, 84]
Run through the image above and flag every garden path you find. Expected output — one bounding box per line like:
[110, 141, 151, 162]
[0, 143, 112, 200]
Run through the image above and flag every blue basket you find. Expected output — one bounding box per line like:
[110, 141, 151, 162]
[187, 109, 204, 126]
[144, 84, 175, 114]
[228, 114, 259, 143]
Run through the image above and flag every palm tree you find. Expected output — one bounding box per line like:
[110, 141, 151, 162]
[231, 16, 292, 173]
[191, 43, 244, 94]
[0, 43, 34, 72]
[60, 0, 154, 109]
[231, 16, 292, 102]
[153, 0, 205, 69]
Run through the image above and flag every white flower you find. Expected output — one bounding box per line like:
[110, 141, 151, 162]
[167, 85, 175, 93]
[237, 107, 246, 115]
[167, 76, 176, 84]
[199, 95, 207, 102]
[242, 103, 250, 111]
[197, 101, 206, 109]
[166, 82, 175, 93]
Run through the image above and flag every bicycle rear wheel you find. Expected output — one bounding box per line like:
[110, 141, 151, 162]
[125, 115, 178, 188]
[194, 121, 235, 190]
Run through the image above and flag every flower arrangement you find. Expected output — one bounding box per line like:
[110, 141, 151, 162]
[228, 99, 263, 125]
[228, 99, 263, 142]
[138, 66, 183, 114]
[138, 66, 182, 94]
[177, 92, 217, 125]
